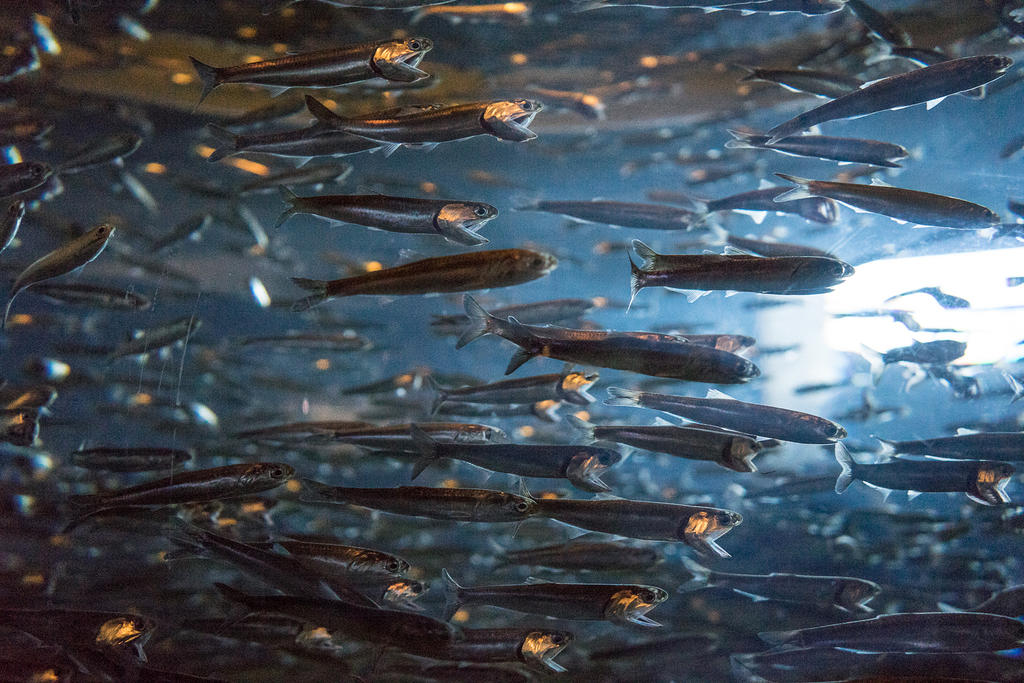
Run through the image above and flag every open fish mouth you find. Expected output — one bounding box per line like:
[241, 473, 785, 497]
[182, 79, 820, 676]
[372, 41, 432, 82]
[483, 100, 543, 141]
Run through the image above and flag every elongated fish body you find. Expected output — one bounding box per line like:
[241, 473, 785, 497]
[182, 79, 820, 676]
[759, 611, 1024, 652]
[957, 586, 1024, 617]
[68, 462, 295, 508]
[250, 541, 410, 581]
[607, 387, 846, 443]
[882, 339, 966, 364]
[431, 298, 596, 336]
[739, 67, 863, 98]
[277, 191, 498, 246]
[189, 38, 433, 104]
[442, 570, 668, 625]
[570, 416, 762, 472]
[264, 0, 456, 11]
[630, 240, 853, 298]
[775, 174, 1000, 229]
[522, 199, 702, 231]
[834, 443, 1014, 504]
[290, 248, 556, 311]
[307, 95, 542, 144]
[882, 432, 1024, 461]
[70, 447, 191, 472]
[214, 583, 458, 657]
[767, 55, 1013, 142]
[535, 497, 741, 557]
[300, 480, 538, 522]
[725, 234, 832, 258]
[846, 0, 910, 46]
[239, 164, 352, 195]
[0, 608, 155, 656]
[236, 332, 372, 352]
[240, 421, 505, 450]
[431, 369, 598, 410]
[0, 200, 25, 253]
[0, 161, 51, 198]
[504, 540, 661, 572]
[111, 316, 201, 358]
[30, 282, 149, 311]
[726, 130, 908, 167]
[58, 132, 141, 174]
[715, 0, 845, 14]
[410, 425, 621, 491]
[5, 223, 115, 325]
[206, 123, 380, 162]
[458, 296, 760, 383]
[436, 628, 573, 672]
[649, 187, 837, 224]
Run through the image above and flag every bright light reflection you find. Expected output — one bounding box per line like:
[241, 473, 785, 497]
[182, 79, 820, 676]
[824, 247, 1024, 366]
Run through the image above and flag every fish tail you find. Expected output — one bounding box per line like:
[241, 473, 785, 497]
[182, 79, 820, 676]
[505, 346, 536, 375]
[631, 239, 661, 271]
[189, 57, 221, 108]
[875, 437, 896, 456]
[214, 582, 255, 609]
[440, 568, 464, 621]
[275, 187, 299, 229]
[834, 441, 856, 494]
[298, 478, 338, 503]
[772, 174, 816, 202]
[162, 518, 207, 559]
[425, 375, 448, 415]
[304, 95, 345, 127]
[455, 295, 495, 349]
[723, 129, 756, 150]
[677, 555, 711, 592]
[290, 278, 329, 312]
[604, 386, 642, 407]
[627, 253, 644, 312]
[409, 424, 440, 480]
[565, 414, 596, 443]
[204, 125, 236, 162]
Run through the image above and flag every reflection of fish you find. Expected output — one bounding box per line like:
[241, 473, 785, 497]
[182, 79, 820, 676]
[429, 367, 597, 413]
[519, 199, 703, 231]
[879, 432, 1024, 462]
[737, 65, 863, 98]
[502, 539, 662, 572]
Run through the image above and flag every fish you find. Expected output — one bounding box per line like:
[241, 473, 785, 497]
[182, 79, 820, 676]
[247, 540, 410, 582]
[30, 282, 152, 311]
[408, 423, 622, 491]
[412, 2, 532, 24]
[518, 199, 704, 231]
[759, 611, 1024, 652]
[766, 55, 1014, 142]
[878, 432, 1024, 462]
[884, 286, 970, 309]
[524, 86, 606, 120]
[680, 556, 881, 612]
[69, 447, 192, 472]
[568, 415, 764, 472]
[56, 132, 142, 174]
[845, 0, 911, 46]
[723, 234, 833, 258]
[940, 585, 1024, 617]
[428, 367, 598, 413]
[736, 65, 864, 99]
[205, 123, 380, 164]
[289, 249, 556, 311]
[262, 0, 457, 11]
[4, 223, 115, 326]
[501, 539, 662, 572]
[109, 315, 201, 359]
[442, 570, 668, 626]
[533, 496, 743, 558]
[649, 186, 838, 224]
[834, 442, 1014, 505]
[881, 339, 966, 365]
[458, 295, 762, 383]
[237, 421, 506, 449]
[0, 200, 25, 253]
[300, 480, 539, 522]
[629, 239, 853, 302]
[189, 38, 433, 105]
[725, 130, 909, 167]
[234, 332, 373, 352]
[433, 627, 573, 673]
[0, 161, 52, 199]
[276, 189, 498, 246]
[430, 298, 597, 336]
[606, 387, 847, 443]
[774, 174, 1001, 229]
[149, 213, 213, 251]
[305, 95, 542, 156]
[237, 164, 352, 195]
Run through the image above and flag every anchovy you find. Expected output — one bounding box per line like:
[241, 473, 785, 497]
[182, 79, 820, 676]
[649, 187, 838, 224]
[0, 199, 24, 253]
[431, 298, 597, 336]
[845, 0, 911, 46]
[70, 446, 192, 472]
[726, 130, 908, 167]
[5, 223, 115, 326]
[0, 161, 52, 198]
[409, 424, 622, 492]
[881, 339, 966, 364]
[945, 585, 1024, 617]
[110, 315, 201, 359]
[30, 282, 151, 311]
[459, 296, 761, 383]
[429, 367, 597, 413]
[300, 480, 538, 522]
[189, 38, 433, 105]
[533, 496, 742, 558]
[206, 123, 379, 164]
[606, 387, 847, 443]
[57, 132, 142, 174]
[519, 199, 703, 231]
[290, 249, 557, 311]
[277, 189, 498, 246]
[237, 421, 505, 449]
[238, 164, 352, 195]
[568, 415, 764, 472]
[442, 570, 668, 626]
[525, 86, 606, 120]
[503, 539, 661, 572]
[235, 332, 372, 352]
[681, 557, 881, 612]
[885, 286, 970, 309]
[766, 56, 1013, 142]
[214, 583, 458, 658]
[306, 95, 542, 155]
[879, 432, 1024, 462]
[834, 442, 1014, 505]
[150, 213, 213, 251]
[759, 611, 1024, 652]
[629, 240, 853, 302]
[737, 66, 864, 98]
[0, 384, 56, 410]
[262, 0, 456, 13]
[775, 174, 1000, 229]
[248, 540, 410, 582]
[724, 234, 833, 258]
[433, 627, 573, 673]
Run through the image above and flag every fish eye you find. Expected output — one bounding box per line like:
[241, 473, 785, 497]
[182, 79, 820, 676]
[551, 634, 565, 644]
[409, 40, 421, 50]
[514, 500, 530, 512]
[474, 206, 489, 217]
[269, 466, 285, 478]
[386, 560, 400, 572]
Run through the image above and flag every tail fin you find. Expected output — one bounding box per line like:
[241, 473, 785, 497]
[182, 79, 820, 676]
[772, 173, 815, 202]
[566, 414, 597, 443]
[290, 278, 329, 312]
[305, 95, 345, 127]
[204, 125, 237, 162]
[298, 478, 339, 503]
[604, 386, 642, 408]
[189, 57, 221, 108]
[834, 442, 856, 494]
[425, 375, 448, 415]
[758, 629, 796, 647]
[440, 568, 463, 621]
[275, 186, 299, 229]
[627, 254, 644, 312]
[213, 582, 255, 609]
[875, 437, 897, 456]
[455, 295, 495, 349]
[631, 239, 661, 271]
[409, 424, 440, 480]
[677, 555, 712, 592]
[723, 129, 758, 150]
